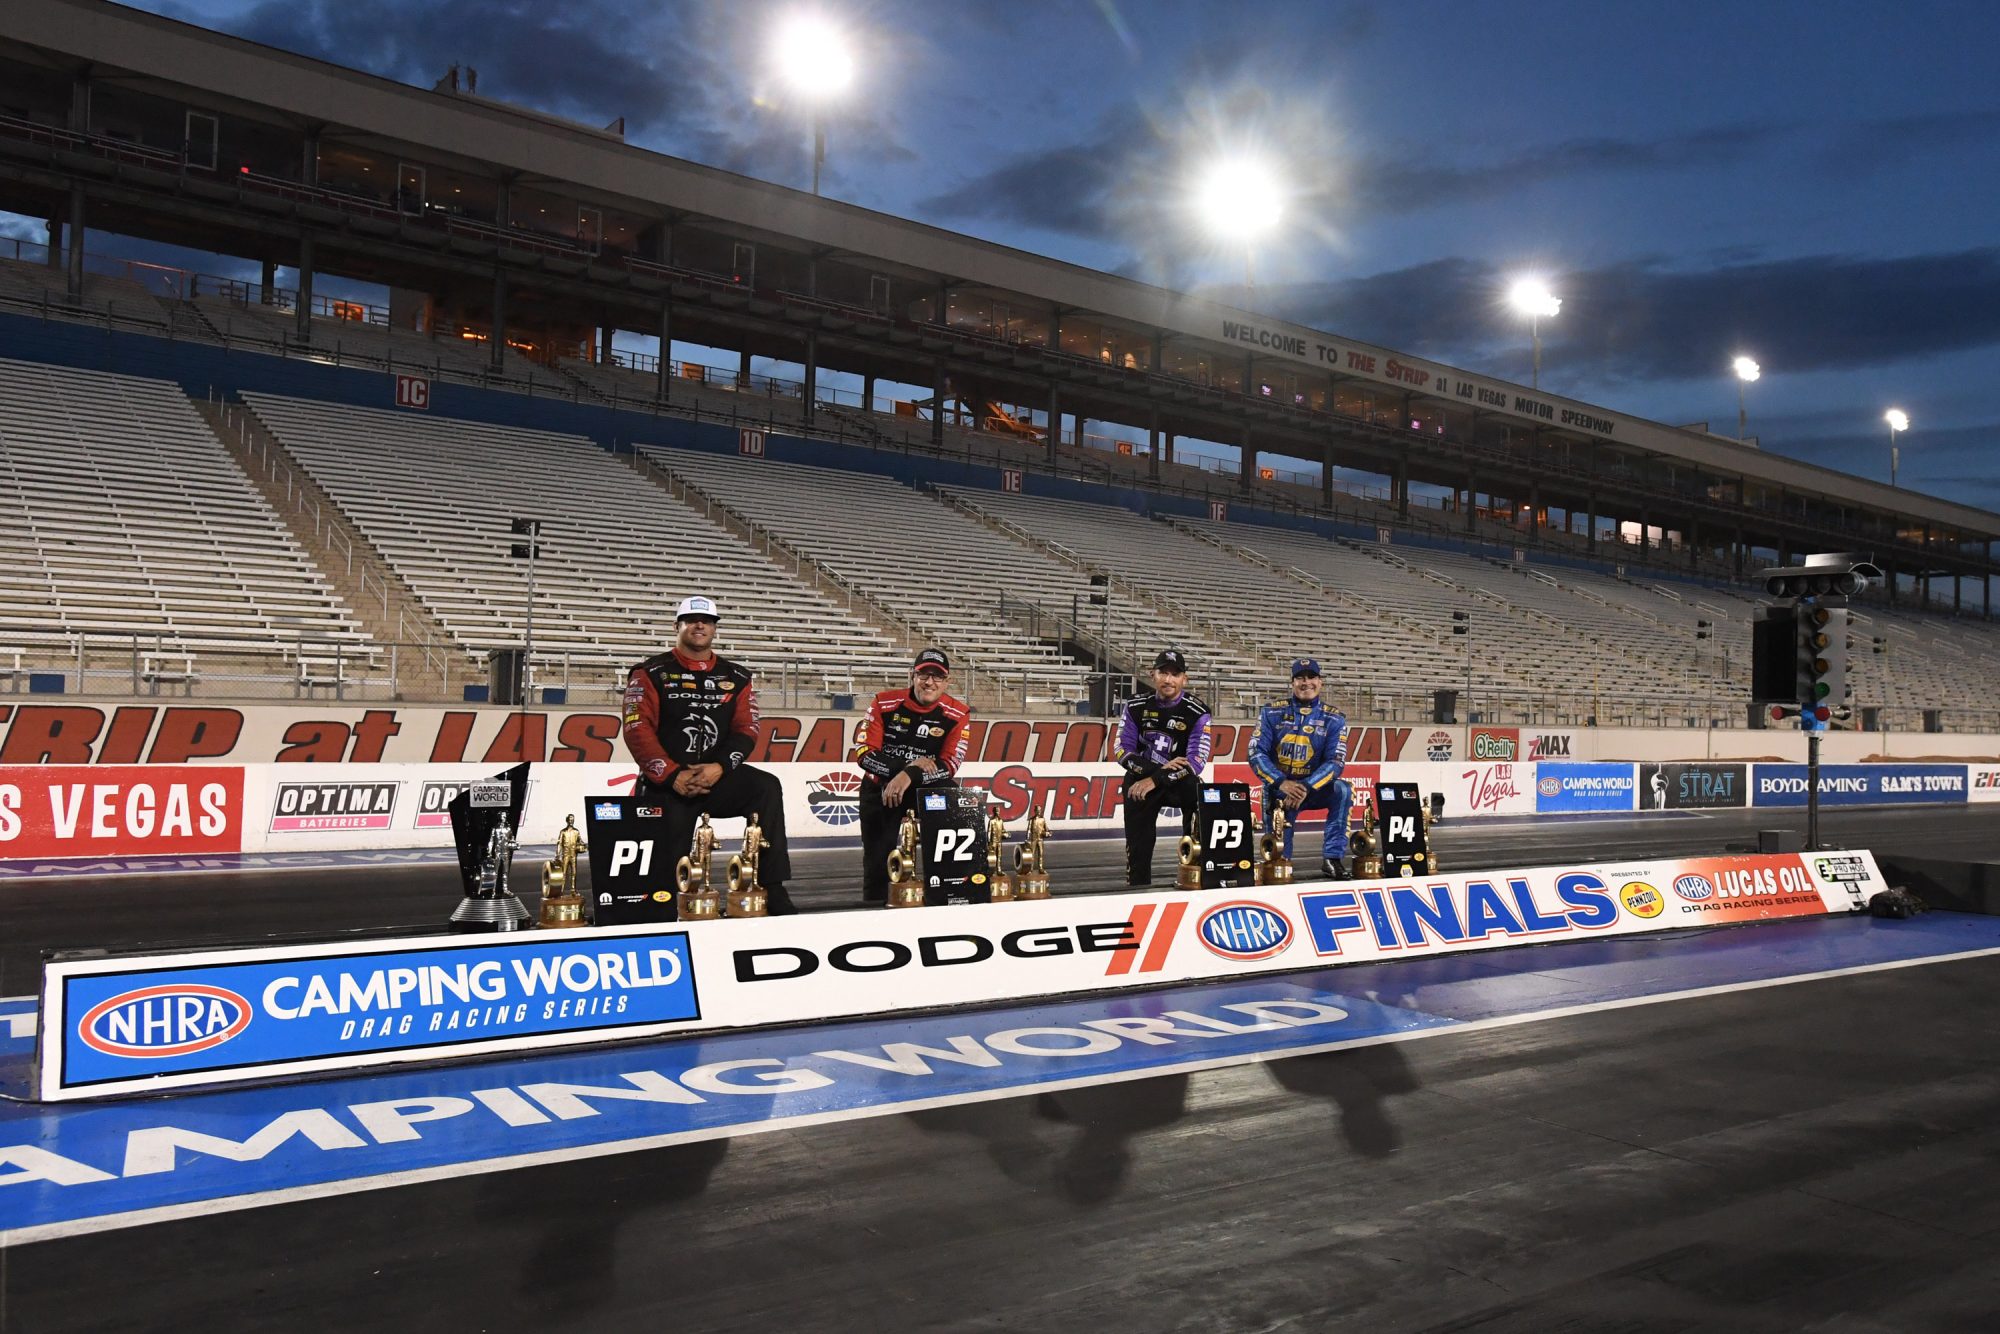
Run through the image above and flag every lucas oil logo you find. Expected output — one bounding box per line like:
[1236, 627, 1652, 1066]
[78, 984, 252, 1058]
[1196, 902, 1293, 961]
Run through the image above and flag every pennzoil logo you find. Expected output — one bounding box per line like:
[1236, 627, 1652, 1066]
[1620, 881, 1664, 918]
[78, 984, 252, 1058]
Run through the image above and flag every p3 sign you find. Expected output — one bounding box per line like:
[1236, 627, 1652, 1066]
[583, 795, 676, 924]
[917, 788, 991, 904]
[1195, 783, 1256, 889]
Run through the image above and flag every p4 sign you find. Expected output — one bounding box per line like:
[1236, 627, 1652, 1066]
[0, 766, 244, 857]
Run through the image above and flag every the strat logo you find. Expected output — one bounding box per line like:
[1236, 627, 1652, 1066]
[1464, 764, 1522, 813]
[1105, 902, 1187, 976]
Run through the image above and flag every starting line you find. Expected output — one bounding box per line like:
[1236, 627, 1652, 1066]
[4, 911, 1998, 1245]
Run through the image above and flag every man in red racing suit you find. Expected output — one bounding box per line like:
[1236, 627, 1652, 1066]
[851, 647, 971, 905]
[621, 595, 795, 913]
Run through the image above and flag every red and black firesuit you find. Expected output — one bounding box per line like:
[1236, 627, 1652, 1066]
[621, 647, 793, 908]
[851, 683, 971, 903]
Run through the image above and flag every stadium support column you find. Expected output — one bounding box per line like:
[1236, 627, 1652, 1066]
[863, 372, 875, 416]
[65, 187, 84, 301]
[295, 234, 314, 343]
[259, 258, 275, 304]
[44, 215, 60, 270]
[1321, 446, 1334, 508]
[1147, 407, 1160, 481]
[1240, 427, 1254, 491]
[1395, 458, 1409, 520]
[1585, 495, 1597, 551]
[1465, 475, 1476, 534]
[489, 270, 507, 373]
[932, 359, 947, 448]
[1046, 384, 1060, 466]
[803, 331, 818, 427]
[656, 302, 672, 402]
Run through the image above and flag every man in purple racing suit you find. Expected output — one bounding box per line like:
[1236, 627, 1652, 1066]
[1115, 649, 1212, 886]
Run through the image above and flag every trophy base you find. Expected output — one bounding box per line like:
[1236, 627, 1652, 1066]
[987, 874, 1016, 903]
[677, 890, 722, 921]
[1014, 874, 1050, 900]
[538, 896, 585, 928]
[886, 881, 925, 909]
[1175, 867, 1204, 891]
[450, 894, 532, 932]
[723, 888, 768, 918]
[1354, 856, 1384, 880]
[1255, 861, 1294, 885]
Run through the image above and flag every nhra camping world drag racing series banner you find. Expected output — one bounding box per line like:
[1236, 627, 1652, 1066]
[37, 848, 1882, 1100]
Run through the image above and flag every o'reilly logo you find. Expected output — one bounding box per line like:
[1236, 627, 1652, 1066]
[271, 781, 398, 832]
[734, 923, 1137, 982]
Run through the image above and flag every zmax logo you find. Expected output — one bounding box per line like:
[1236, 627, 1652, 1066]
[78, 984, 252, 1058]
[1197, 902, 1293, 961]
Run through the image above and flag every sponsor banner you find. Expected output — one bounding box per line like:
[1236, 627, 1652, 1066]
[0, 766, 244, 858]
[1468, 726, 1520, 762]
[1637, 762, 1747, 810]
[1967, 765, 2000, 803]
[1534, 763, 1638, 814]
[45, 927, 700, 1098]
[1751, 765, 1968, 808]
[37, 849, 1876, 1099]
[1523, 730, 1580, 761]
[1429, 761, 1536, 817]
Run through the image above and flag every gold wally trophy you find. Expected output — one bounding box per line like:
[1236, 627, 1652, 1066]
[886, 809, 925, 908]
[1256, 804, 1293, 885]
[1349, 808, 1384, 880]
[538, 813, 588, 927]
[1420, 798, 1441, 874]
[985, 810, 1016, 902]
[1175, 828, 1204, 890]
[675, 813, 721, 921]
[723, 815, 770, 918]
[1012, 809, 1051, 900]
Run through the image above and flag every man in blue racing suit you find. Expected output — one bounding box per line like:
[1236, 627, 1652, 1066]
[1249, 658, 1353, 879]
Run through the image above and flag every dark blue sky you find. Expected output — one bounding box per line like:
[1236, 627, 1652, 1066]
[91, 1, 2000, 505]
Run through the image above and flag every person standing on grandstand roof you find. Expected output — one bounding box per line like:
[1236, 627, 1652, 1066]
[1116, 649, 1212, 887]
[852, 648, 972, 906]
[1250, 658, 1353, 880]
[622, 595, 796, 914]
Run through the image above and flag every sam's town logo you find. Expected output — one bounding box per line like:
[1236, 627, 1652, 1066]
[78, 984, 252, 1058]
[1619, 881, 1665, 919]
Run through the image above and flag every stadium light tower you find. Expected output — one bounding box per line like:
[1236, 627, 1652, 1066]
[774, 14, 855, 196]
[1509, 278, 1561, 389]
[1732, 356, 1760, 441]
[1885, 408, 1910, 487]
[1195, 156, 1285, 300]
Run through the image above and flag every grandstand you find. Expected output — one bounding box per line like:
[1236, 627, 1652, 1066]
[0, 356, 365, 693]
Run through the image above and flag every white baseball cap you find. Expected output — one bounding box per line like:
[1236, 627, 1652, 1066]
[675, 595, 720, 622]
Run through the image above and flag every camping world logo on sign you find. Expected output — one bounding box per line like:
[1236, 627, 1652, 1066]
[270, 782, 398, 832]
[1197, 902, 1293, 961]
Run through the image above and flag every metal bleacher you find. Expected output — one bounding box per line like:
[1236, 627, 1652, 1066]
[0, 357, 367, 687]
[238, 394, 905, 699]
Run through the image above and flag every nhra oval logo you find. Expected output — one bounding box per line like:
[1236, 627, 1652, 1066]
[1673, 874, 1716, 902]
[1619, 881, 1664, 919]
[806, 771, 863, 827]
[1196, 901, 1293, 961]
[78, 984, 252, 1059]
[1538, 777, 1562, 797]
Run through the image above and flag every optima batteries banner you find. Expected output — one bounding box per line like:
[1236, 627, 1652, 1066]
[39, 850, 1880, 1100]
[45, 929, 698, 1098]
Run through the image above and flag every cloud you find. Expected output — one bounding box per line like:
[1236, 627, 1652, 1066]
[1273, 247, 2000, 384]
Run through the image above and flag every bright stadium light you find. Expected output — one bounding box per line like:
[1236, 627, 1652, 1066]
[1509, 278, 1561, 389]
[1733, 356, 1761, 440]
[774, 14, 855, 196]
[1885, 408, 1910, 486]
[1195, 156, 1285, 297]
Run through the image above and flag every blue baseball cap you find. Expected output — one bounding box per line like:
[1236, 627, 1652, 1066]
[1290, 658, 1321, 678]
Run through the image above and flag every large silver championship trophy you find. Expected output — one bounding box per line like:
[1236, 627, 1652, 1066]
[448, 762, 533, 932]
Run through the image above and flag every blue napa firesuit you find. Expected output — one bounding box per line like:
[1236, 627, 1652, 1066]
[1248, 697, 1352, 859]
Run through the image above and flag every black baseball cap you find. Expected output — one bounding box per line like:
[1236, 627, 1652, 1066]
[1154, 649, 1188, 672]
[913, 648, 951, 676]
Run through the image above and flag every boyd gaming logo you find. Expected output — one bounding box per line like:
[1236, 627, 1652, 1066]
[79, 984, 252, 1058]
[806, 771, 863, 827]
